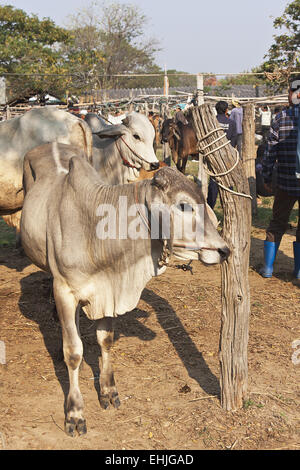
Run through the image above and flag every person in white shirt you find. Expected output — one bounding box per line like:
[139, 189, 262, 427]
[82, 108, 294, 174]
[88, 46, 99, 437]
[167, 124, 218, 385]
[259, 105, 272, 142]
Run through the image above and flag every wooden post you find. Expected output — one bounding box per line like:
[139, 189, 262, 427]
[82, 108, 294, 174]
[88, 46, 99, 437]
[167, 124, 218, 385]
[187, 103, 251, 411]
[128, 90, 134, 112]
[0, 77, 6, 107]
[161, 103, 171, 165]
[6, 105, 11, 121]
[164, 65, 169, 100]
[242, 103, 257, 215]
[196, 74, 208, 198]
[196, 73, 204, 106]
[144, 101, 149, 117]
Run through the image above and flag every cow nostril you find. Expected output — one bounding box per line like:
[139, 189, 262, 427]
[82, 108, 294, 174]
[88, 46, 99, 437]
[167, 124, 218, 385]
[218, 246, 230, 260]
[150, 162, 159, 170]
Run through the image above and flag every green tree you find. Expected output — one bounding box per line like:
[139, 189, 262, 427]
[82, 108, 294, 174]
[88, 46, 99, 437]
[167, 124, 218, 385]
[65, 1, 160, 91]
[262, 0, 300, 72]
[0, 5, 71, 103]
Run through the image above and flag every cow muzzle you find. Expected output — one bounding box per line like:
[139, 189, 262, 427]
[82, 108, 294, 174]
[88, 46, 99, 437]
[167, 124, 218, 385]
[197, 245, 230, 265]
[150, 161, 160, 171]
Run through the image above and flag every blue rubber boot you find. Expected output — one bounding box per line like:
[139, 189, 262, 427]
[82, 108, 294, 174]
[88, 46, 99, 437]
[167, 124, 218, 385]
[293, 242, 300, 279]
[259, 241, 280, 278]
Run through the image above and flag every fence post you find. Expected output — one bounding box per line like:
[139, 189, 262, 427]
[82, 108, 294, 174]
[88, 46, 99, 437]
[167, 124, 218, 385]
[196, 74, 208, 198]
[128, 90, 134, 112]
[188, 103, 251, 411]
[161, 103, 171, 165]
[6, 105, 11, 121]
[242, 103, 257, 215]
[0, 77, 6, 106]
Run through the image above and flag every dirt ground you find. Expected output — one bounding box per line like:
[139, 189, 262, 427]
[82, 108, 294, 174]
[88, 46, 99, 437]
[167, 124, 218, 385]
[0, 222, 299, 450]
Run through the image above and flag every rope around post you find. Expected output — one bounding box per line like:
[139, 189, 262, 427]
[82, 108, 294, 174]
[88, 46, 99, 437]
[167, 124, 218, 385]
[198, 128, 252, 200]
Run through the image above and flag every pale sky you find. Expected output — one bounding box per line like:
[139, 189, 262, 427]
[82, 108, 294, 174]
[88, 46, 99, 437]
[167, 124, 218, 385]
[1, 0, 289, 74]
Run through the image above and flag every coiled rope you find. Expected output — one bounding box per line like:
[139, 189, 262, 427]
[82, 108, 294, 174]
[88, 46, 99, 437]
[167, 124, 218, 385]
[198, 127, 252, 200]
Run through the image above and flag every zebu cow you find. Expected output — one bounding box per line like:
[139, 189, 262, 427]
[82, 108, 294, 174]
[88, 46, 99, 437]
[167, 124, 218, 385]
[0, 107, 92, 230]
[161, 118, 199, 174]
[20, 143, 229, 436]
[85, 112, 159, 184]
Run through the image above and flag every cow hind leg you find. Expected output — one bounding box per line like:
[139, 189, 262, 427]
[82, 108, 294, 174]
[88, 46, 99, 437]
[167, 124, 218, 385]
[96, 317, 120, 410]
[53, 280, 87, 437]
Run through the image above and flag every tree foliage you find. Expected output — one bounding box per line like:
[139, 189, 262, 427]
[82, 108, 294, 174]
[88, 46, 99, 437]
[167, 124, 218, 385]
[65, 1, 160, 91]
[2, 1, 298, 103]
[0, 5, 71, 103]
[262, 0, 300, 71]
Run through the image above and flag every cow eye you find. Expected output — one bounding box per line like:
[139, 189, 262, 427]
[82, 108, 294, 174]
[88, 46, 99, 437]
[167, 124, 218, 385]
[178, 203, 193, 212]
[133, 134, 141, 140]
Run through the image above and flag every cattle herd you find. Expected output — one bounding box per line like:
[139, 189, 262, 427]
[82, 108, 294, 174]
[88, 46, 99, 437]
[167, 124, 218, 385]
[0, 107, 229, 436]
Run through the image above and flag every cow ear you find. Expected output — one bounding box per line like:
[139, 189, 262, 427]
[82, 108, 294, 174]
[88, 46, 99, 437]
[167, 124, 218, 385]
[95, 124, 126, 139]
[122, 116, 130, 127]
[152, 169, 170, 191]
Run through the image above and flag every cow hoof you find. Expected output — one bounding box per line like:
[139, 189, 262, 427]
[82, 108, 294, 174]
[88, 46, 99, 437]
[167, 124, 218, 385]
[110, 392, 120, 409]
[100, 392, 120, 409]
[65, 418, 76, 437]
[65, 417, 87, 437]
[77, 418, 87, 436]
[100, 394, 110, 409]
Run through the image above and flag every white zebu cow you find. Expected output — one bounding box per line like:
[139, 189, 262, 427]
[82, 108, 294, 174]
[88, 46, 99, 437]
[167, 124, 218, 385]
[0, 107, 92, 229]
[20, 143, 230, 437]
[86, 112, 159, 184]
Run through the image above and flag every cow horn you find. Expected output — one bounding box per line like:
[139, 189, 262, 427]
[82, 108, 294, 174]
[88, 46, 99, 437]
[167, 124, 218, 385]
[122, 116, 130, 127]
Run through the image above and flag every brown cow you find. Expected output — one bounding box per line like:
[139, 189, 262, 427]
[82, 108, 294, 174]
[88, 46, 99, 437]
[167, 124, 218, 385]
[148, 112, 163, 153]
[161, 119, 199, 174]
[136, 161, 168, 180]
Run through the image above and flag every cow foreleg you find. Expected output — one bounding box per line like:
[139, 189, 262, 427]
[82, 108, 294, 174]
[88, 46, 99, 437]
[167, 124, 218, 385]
[181, 156, 188, 175]
[53, 280, 87, 437]
[96, 317, 120, 410]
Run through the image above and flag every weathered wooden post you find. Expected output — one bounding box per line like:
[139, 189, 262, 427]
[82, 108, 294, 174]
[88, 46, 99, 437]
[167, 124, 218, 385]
[196, 73, 204, 107]
[161, 102, 171, 165]
[144, 101, 149, 117]
[0, 77, 6, 107]
[187, 103, 252, 410]
[5, 105, 11, 121]
[196, 74, 208, 199]
[242, 103, 257, 215]
[128, 90, 134, 112]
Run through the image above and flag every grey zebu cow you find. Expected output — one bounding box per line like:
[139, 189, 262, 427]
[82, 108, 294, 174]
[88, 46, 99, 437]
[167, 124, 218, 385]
[0, 107, 92, 230]
[86, 112, 159, 184]
[20, 143, 230, 436]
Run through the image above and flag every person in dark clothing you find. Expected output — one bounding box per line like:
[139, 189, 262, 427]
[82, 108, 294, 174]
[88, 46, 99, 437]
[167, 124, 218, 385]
[207, 101, 238, 209]
[174, 106, 188, 125]
[259, 76, 300, 279]
[230, 99, 243, 159]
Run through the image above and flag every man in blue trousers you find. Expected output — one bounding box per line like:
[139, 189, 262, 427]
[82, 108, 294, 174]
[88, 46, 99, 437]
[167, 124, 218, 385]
[260, 76, 300, 279]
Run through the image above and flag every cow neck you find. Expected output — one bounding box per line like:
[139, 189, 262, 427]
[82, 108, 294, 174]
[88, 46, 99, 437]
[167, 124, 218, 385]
[115, 138, 139, 169]
[134, 182, 171, 268]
